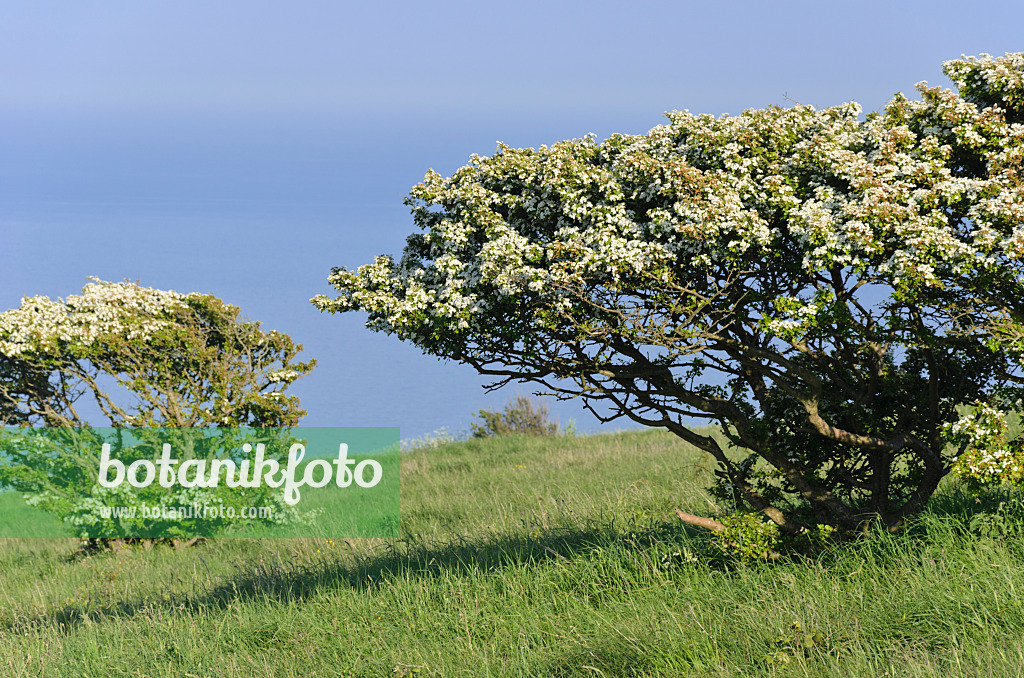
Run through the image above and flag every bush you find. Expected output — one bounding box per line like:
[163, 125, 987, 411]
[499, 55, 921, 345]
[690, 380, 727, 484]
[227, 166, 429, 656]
[470, 395, 559, 438]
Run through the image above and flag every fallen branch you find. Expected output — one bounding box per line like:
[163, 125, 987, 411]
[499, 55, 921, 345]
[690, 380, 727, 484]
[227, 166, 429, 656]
[675, 510, 726, 532]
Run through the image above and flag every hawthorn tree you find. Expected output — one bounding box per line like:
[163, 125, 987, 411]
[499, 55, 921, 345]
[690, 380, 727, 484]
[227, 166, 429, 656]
[0, 279, 314, 427]
[314, 53, 1024, 534]
[0, 279, 315, 537]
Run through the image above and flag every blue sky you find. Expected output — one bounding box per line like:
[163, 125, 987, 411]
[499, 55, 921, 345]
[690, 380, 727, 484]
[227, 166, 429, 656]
[2, 1, 1022, 437]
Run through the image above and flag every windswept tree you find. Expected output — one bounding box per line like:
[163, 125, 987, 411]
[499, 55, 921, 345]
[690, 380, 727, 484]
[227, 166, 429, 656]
[0, 279, 315, 537]
[314, 53, 1024, 534]
[0, 278, 314, 427]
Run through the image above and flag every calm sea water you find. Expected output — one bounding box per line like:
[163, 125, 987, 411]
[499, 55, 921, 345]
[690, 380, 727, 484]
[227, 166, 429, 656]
[0, 112, 646, 438]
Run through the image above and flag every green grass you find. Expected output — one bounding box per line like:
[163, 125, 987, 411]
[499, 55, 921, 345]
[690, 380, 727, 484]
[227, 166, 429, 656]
[2, 428, 1024, 677]
[0, 491, 75, 537]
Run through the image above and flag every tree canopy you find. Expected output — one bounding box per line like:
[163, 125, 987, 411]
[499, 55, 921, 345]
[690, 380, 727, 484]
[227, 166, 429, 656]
[1, 278, 314, 428]
[314, 53, 1024, 533]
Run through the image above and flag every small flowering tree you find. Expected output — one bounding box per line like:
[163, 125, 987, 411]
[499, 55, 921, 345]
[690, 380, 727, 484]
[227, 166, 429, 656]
[0, 279, 314, 428]
[0, 279, 315, 537]
[314, 53, 1024, 534]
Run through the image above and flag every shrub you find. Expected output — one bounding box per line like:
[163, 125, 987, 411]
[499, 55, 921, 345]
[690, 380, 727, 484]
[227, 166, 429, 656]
[470, 395, 559, 438]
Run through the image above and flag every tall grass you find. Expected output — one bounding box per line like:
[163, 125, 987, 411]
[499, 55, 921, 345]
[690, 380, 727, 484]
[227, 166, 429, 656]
[1, 428, 1023, 677]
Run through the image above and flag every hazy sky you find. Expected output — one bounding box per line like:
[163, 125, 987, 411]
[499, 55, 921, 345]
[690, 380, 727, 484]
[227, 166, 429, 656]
[2, 1, 1022, 437]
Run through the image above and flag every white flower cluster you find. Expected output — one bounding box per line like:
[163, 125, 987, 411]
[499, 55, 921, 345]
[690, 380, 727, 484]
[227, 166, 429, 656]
[314, 53, 1024, 356]
[944, 52, 1024, 110]
[0, 279, 189, 358]
[266, 369, 301, 384]
[945, 403, 1008, 446]
[958, 445, 1021, 481]
[764, 296, 824, 339]
[946, 403, 1024, 485]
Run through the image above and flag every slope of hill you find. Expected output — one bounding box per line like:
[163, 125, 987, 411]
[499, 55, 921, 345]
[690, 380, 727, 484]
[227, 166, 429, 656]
[2, 428, 1023, 677]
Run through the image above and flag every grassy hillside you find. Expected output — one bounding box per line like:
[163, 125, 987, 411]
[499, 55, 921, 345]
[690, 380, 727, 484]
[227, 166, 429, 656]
[2, 428, 1024, 677]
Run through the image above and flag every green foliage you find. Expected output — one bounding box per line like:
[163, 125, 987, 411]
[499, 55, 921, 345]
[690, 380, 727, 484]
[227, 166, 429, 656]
[701, 511, 839, 564]
[946, 402, 1024, 492]
[0, 280, 315, 538]
[967, 498, 1024, 540]
[763, 621, 832, 667]
[316, 53, 1024, 533]
[790, 522, 839, 554]
[713, 512, 782, 563]
[0, 280, 314, 427]
[0, 427, 318, 540]
[470, 395, 560, 438]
